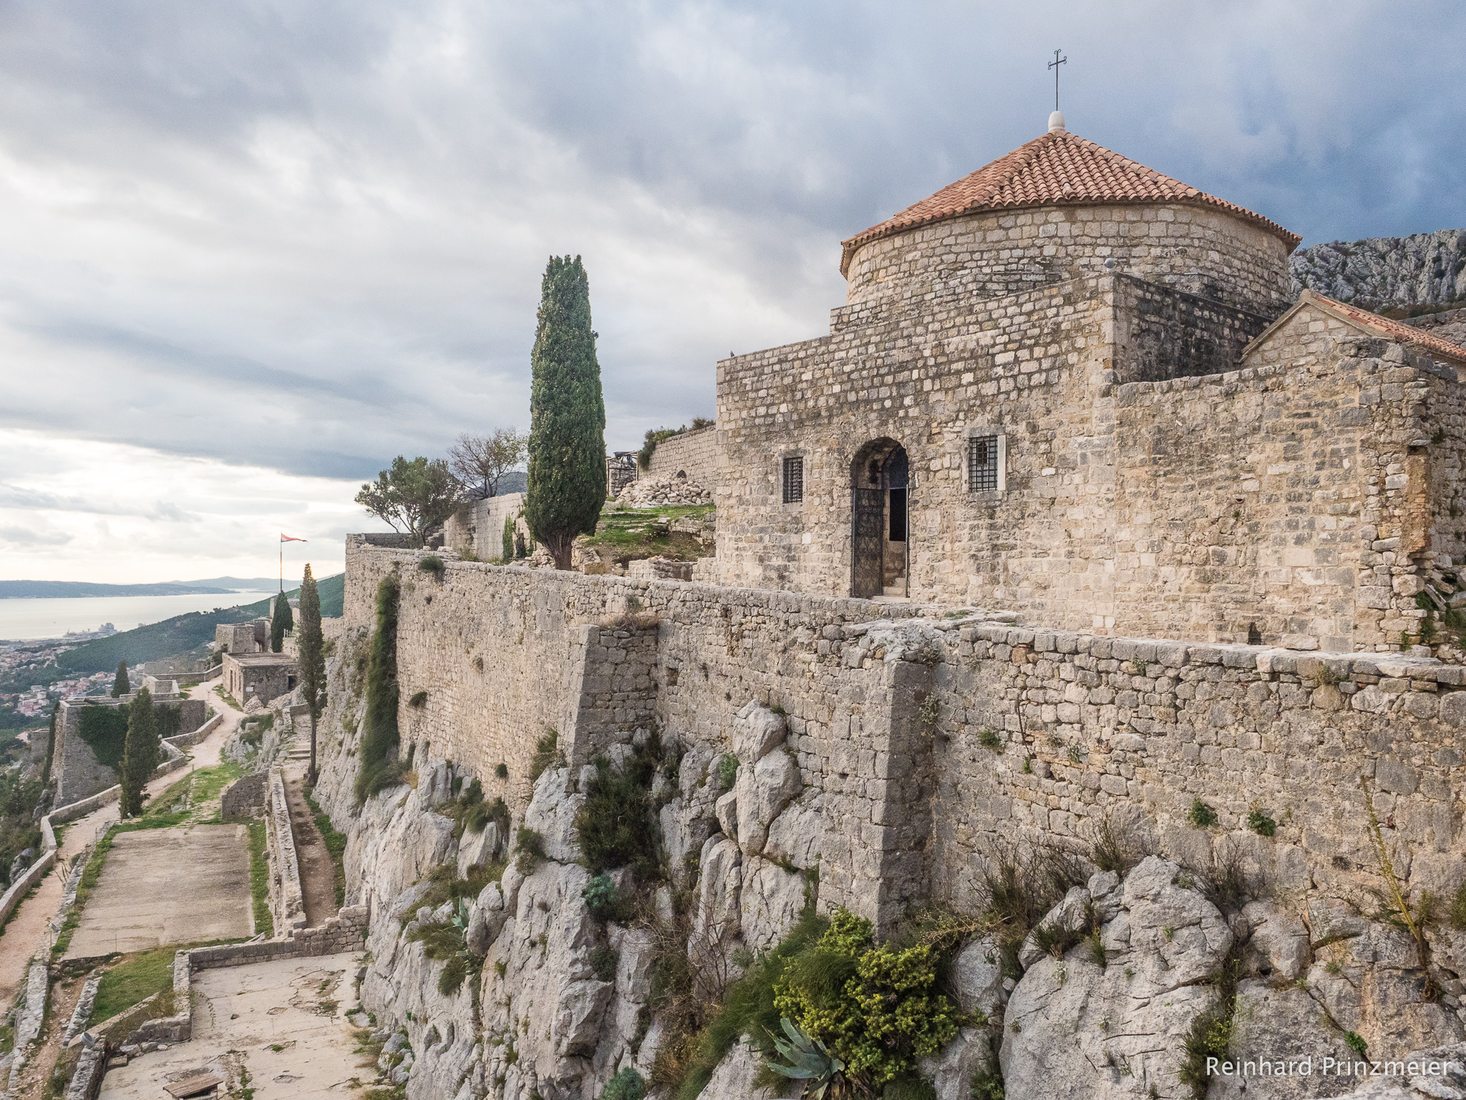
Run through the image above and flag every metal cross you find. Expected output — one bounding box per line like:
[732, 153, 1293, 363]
[1048, 49, 1067, 112]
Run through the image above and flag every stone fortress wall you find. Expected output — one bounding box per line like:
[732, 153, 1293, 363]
[53, 695, 207, 804]
[342, 537, 1466, 929]
[642, 423, 720, 486]
[443, 492, 528, 562]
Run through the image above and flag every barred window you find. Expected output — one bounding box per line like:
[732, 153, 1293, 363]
[968, 434, 1000, 492]
[781, 455, 804, 503]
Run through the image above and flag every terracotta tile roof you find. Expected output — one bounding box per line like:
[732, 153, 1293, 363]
[1301, 290, 1466, 365]
[840, 128, 1302, 275]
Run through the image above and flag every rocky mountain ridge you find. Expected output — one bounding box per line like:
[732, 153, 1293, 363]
[1291, 228, 1466, 312]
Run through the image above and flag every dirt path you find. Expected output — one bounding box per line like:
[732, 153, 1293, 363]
[0, 680, 243, 1011]
[279, 720, 338, 928]
[9, 971, 87, 1100]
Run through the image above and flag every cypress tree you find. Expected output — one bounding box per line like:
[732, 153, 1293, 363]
[111, 660, 129, 697]
[297, 565, 327, 785]
[119, 687, 160, 817]
[525, 255, 607, 569]
[270, 592, 294, 653]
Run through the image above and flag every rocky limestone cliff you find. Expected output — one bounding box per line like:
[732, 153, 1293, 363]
[311, 624, 1466, 1100]
[1291, 229, 1466, 310]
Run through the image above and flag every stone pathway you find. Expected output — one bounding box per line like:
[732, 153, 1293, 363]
[0, 679, 242, 1012]
[96, 953, 367, 1100]
[280, 723, 340, 928]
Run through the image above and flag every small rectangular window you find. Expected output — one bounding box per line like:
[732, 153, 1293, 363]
[782, 455, 804, 503]
[968, 435, 999, 492]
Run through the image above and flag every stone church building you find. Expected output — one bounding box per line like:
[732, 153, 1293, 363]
[710, 114, 1466, 652]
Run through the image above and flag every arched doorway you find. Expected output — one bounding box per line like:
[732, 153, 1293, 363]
[851, 438, 909, 598]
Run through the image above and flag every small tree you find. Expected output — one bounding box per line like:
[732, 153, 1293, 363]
[270, 592, 294, 653]
[356, 455, 461, 548]
[449, 429, 528, 499]
[119, 688, 160, 818]
[524, 255, 607, 568]
[111, 660, 129, 698]
[297, 565, 327, 785]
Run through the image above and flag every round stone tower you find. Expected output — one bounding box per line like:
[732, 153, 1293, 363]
[840, 120, 1300, 316]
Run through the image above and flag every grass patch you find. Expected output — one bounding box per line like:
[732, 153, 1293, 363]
[306, 790, 348, 907]
[579, 504, 713, 565]
[248, 819, 274, 937]
[528, 730, 562, 784]
[574, 735, 665, 882]
[659, 909, 826, 1098]
[110, 761, 245, 833]
[91, 946, 177, 1024]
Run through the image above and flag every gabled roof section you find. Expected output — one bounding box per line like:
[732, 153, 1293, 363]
[840, 128, 1302, 275]
[1243, 289, 1466, 366]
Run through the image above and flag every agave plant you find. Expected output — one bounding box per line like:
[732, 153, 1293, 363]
[765, 1017, 849, 1099]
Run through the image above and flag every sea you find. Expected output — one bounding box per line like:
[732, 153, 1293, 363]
[0, 591, 275, 642]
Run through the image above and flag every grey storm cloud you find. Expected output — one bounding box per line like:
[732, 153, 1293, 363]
[0, 0, 1463, 489]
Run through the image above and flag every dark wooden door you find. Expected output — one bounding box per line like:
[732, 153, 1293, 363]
[852, 486, 884, 598]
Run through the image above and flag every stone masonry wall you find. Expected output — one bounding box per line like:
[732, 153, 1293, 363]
[54, 696, 207, 804]
[929, 625, 1466, 916]
[842, 202, 1294, 316]
[717, 263, 1462, 649]
[341, 538, 937, 920]
[444, 492, 527, 562]
[644, 424, 720, 484]
[340, 541, 1466, 928]
[1111, 274, 1273, 383]
[715, 275, 1119, 626]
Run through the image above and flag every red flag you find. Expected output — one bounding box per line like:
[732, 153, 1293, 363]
[280, 533, 307, 543]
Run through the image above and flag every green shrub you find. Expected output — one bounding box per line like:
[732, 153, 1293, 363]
[978, 846, 1088, 970]
[976, 728, 1002, 751]
[970, 1068, 1006, 1099]
[583, 873, 633, 923]
[408, 902, 478, 996]
[601, 1068, 647, 1100]
[356, 576, 404, 802]
[773, 909, 958, 1089]
[1187, 799, 1218, 828]
[1180, 1006, 1232, 1097]
[501, 517, 515, 564]
[495, 762, 509, 780]
[659, 908, 825, 1098]
[515, 828, 545, 874]
[1449, 883, 1466, 930]
[590, 944, 619, 982]
[575, 739, 664, 882]
[408, 690, 428, 708]
[1246, 808, 1277, 837]
[417, 554, 446, 578]
[1344, 1031, 1368, 1058]
[529, 730, 561, 784]
[715, 753, 738, 790]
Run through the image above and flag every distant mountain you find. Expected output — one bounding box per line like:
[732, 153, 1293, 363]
[165, 576, 277, 591]
[38, 573, 344, 679]
[1291, 228, 1466, 311]
[0, 577, 277, 599]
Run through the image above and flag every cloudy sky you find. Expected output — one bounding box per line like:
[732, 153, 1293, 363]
[1, 0, 1462, 583]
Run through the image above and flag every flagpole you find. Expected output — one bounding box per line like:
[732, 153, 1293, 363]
[279, 537, 283, 594]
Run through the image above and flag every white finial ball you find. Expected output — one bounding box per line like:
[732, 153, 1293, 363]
[1048, 110, 1066, 133]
